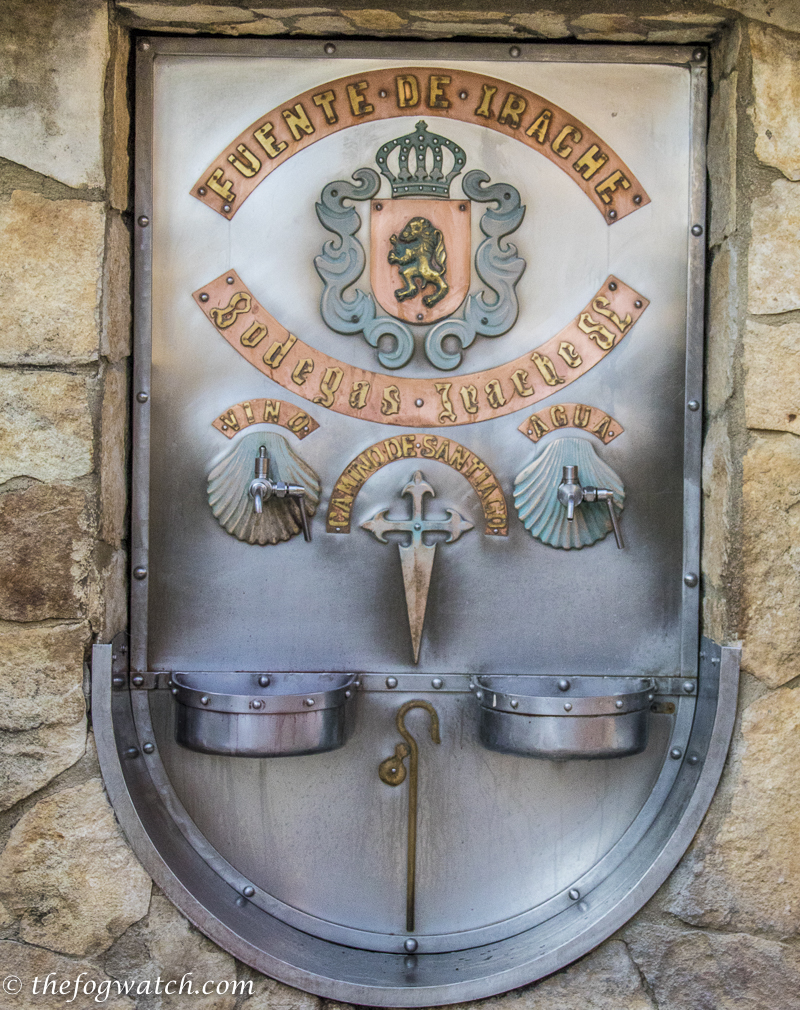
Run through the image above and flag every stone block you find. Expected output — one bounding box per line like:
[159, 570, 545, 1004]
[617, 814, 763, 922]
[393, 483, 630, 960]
[739, 433, 800, 687]
[708, 72, 737, 246]
[749, 24, 800, 181]
[749, 179, 800, 315]
[345, 9, 407, 30]
[510, 12, 570, 37]
[108, 23, 131, 213]
[625, 924, 800, 1009]
[0, 622, 89, 810]
[701, 417, 732, 589]
[0, 483, 93, 622]
[0, 941, 135, 1009]
[570, 14, 647, 40]
[292, 15, 357, 32]
[0, 779, 151, 955]
[745, 319, 800, 436]
[0, 1, 108, 190]
[250, 7, 330, 14]
[100, 365, 128, 548]
[119, 3, 257, 22]
[412, 9, 508, 20]
[705, 241, 737, 416]
[0, 371, 93, 484]
[0, 190, 105, 365]
[665, 682, 800, 935]
[102, 212, 132, 362]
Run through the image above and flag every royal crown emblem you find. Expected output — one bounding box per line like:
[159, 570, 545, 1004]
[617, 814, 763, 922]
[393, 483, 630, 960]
[315, 120, 526, 370]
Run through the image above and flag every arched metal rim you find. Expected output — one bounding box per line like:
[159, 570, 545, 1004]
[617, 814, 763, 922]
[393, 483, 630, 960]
[93, 638, 739, 1007]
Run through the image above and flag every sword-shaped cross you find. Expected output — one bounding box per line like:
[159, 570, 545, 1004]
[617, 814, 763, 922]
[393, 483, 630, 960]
[361, 471, 473, 663]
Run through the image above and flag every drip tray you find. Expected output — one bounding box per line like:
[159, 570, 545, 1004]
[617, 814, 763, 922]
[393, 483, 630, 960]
[171, 672, 357, 757]
[476, 675, 654, 760]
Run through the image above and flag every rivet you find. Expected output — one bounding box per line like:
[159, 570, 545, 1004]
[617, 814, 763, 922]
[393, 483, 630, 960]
[416, 443, 421, 448]
[133, 566, 148, 580]
[688, 399, 700, 411]
[354, 679, 362, 688]
[509, 45, 521, 57]
[481, 316, 489, 325]
[140, 41, 151, 51]
[688, 754, 700, 766]
[633, 194, 642, 204]
[648, 694, 655, 702]
[683, 681, 695, 694]
[235, 896, 246, 907]
[615, 699, 624, 709]
[374, 202, 383, 211]
[171, 687, 178, 696]
[558, 679, 570, 692]
[510, 698, 519, 709]
[138, 215, 149, 227]
[568, 888, 580, 901]
[692, 48, 705, 61]
[386, 677, 398, 689]
[432, 677, 443, 689]
[691, 223, 703, 236]
[404, 955, 417, 969]
[132, 675, 144, 687]
[684, 572, 699, 588]
[634, 300, 643, 308]
[223, 203, 232, 213]
[379, 90, 387, 98]
[404, 938, 418, 952]
[711, 656, 720, 665]
[670, 747, 683, 759]
[112, 676, 125, 688]
[608, 281, 617, 291]
[120, 645, 127, 654]
[608, 209, 617, 220]
[415, 398, 424, 407]
[243, 885, 255, 897]
[417, 313, 424, 321]
[258, 675, 271, 687]
[251, 699, 264, 710]
[578, 901, 589, 912]
[345, 690, 351, 699]
[226, 276, 234, 284]
[136, 391, 149, 403]
[459, 203, 467, 211]
[200, 695, 209, 705]
[199, 293, 209, 302]
[475, 690, 483, 700]
[324, 42, 336, 54]
[304, 697, 315, 707]
[459, 90, 468, 100]
[564, 702, 572, 712]
[414, 522, 421, 530]
[125, 747, 139, 759]
[527, 429, 533, 435]
[143, 742, 155, 754]
[221, 424, 228, 431]
[198, 187, 206, 196]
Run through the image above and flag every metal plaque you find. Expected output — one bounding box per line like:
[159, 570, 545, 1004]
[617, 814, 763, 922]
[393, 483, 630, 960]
[93, 39, 740, 1006]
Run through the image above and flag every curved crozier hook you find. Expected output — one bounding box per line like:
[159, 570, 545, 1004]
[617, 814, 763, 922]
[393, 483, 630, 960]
[396, 700, 442, 750]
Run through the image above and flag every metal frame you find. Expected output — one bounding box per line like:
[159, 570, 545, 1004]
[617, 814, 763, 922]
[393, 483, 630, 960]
[105, 37, 735, 1004]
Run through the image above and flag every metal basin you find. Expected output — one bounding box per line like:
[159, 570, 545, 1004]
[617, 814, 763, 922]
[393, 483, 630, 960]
[476, 676, 653, 760]
[171, 672, 357, 757]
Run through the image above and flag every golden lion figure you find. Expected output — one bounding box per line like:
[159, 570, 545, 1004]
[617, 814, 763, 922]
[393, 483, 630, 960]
[388, 216, 449, 309]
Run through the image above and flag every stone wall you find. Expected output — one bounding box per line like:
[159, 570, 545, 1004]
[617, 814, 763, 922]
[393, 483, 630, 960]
[0, 1, 798, 1007]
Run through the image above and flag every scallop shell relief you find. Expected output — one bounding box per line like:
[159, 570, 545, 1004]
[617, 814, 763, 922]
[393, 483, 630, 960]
[207, 431, 321, 545]
[513, 436, 625, 549]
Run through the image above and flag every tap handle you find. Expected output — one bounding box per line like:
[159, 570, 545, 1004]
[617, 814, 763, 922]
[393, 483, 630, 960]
[605, 497, 624, 549]
[254, 445, 269, 479]
[294, 492, 312, 542]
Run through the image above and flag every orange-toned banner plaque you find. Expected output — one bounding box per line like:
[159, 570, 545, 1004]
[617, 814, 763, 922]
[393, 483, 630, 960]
[193, 271, 648, 428]
[518, 404, 624, 444]
[212, 398, 320, 439]
[325, 434, 507, 536]
[191, 67, 650, 224]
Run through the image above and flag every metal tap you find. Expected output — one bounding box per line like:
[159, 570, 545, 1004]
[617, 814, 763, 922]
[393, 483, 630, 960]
[556, 464, 624, 549]
[248, 446, 312, 541]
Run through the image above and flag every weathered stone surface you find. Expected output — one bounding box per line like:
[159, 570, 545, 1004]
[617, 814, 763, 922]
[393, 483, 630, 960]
[292, 15, 354, 33]
[0, 371, 92, 484]
[108, 23, 131, 213]
[643, 12, 726, 23]
[102, 211, 132, 361]
[645, 27, 717, 43]
[744, 319, 800, 436]
[714, 0, 800, 35]
[244, 975, 321, 1010]
[749, 179, 800, 315]
[666, 684, 800, 935]
[104, 893, 238, 1010]
[0, 1, 108, 189]
[412, 9, 508, 20]
[345, 9, 407, 29]
[92, 547, 128, 640]
[709, 72, 737, 246]
[0, 780, 151, 955]
[570, 13, 647, 40]
[0, 190, 104, 365]
[250, 7, 330, 14]
[100, 365, 128, 548]
[750, 24, 800, 181]
[702, 418, 732, 589]
[0, 483, 93, 622]
[119, 3, 257, 22]
[510, 11, 570, 37]
[0, 941, 135, 1010]
[0, 622, 89, 811]
[739, 434, 800, 687]
[706, 241, 737, 416]
[625, 924, 800, 1009]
